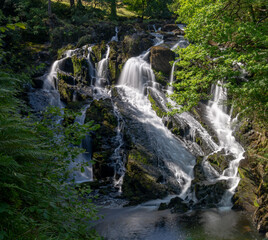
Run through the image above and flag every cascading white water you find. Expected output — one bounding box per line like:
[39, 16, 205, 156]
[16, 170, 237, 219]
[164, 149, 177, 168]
[69, 104, 94, 183]
[87, 46, 96, 85]
[117, 35, 196, 200]
[111, 26, 119, 42]
[41, 49, 78, 108]
[118, 57, 155, 93]
[44, 50, 76, 90]
[97, 45, 110, 83]
[110, 104, 125, 192]
[167, 60, 179, 93]
[206, 82, 245, 207]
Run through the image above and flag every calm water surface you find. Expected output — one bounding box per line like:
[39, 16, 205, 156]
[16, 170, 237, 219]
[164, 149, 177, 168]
[95, 202, 263, 240]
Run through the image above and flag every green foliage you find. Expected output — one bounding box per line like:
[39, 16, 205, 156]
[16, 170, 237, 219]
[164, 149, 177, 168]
[0, 71, 101, 239]
[123, 0, 172, 19]
[171, 0, 268, 124]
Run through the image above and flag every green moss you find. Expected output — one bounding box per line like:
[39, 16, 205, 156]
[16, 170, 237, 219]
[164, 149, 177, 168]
[77, 35, 92, 48]
[122, 160, 167, 205]
[71, 56, 86, 77]
[58, 79, 73, 103]
[128, 149, 148, 165]
[153, 70, 168, 86]
[91, 41, 106, 62]
[148, 94, 166, 118]
[238, 167, 245, 179]
[57, 44, 75, 59]
[171, 127, 184, 137]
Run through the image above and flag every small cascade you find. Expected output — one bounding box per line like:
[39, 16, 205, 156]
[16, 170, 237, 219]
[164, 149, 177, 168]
[97, 45, 110, 84]
[87, 46, 96, 85]
[118, 56, 155, 93]
[110, 105, 125, 192]
[43, 50, 76, 90]
[167, 60, 178, 93]
[153, 24, 157, 32]
[206, 81, 245, 207]
[41, 49, 77, 108]
[69, 104, 94, 183]
[111, 26, 119, 42]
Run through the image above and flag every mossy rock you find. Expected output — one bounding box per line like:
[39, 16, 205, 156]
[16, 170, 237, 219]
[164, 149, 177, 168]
[232, 174, 257, 213]
[153, 70, 169, 86]
[206, 151, 231, 173]
[122, 160, 167, 205]
[91, 41, 107, 62]
[57, 44, 75, 59]
[77, 35, 92, 48]
[57, 71, 76, 85]
[148, 93, 166, 118]
[128, 149, 149, 165]
[194, 180, 228, 207]
[58, 79, 74, 103]
[71, 55, 90, 84]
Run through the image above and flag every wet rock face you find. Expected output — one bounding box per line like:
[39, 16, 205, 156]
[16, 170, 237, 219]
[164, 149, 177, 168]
[150, 46, 175, 74]
[85, 99, 118, 181]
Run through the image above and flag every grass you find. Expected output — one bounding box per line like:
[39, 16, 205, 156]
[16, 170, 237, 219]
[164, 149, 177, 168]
[52, 0, 137, 18]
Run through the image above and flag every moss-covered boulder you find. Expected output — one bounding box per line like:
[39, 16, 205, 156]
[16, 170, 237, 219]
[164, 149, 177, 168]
[58, 79, 75, 103]
[77, 35, 93, 48]
[232, 170, 258, 212]
[194, 180, 228, 207]
[71, 55, 90, 84]
[91, 41, 107, 63]
[150, 46, 175, 74]
[206, 150, 232, 174]
[122, 33, 154, 62]
[122, 159, 167, 205]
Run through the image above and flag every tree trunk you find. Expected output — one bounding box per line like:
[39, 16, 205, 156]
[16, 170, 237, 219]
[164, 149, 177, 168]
[70, 0, 75, 7]
[110, 0, 117, 19]
[48, 0, 52, 16]
[0, 0, 5, 9]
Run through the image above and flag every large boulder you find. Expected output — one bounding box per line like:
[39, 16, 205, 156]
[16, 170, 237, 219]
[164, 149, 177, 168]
[122, 33, 154, 62]
[122, 158, 168, 205]
[158, 197, 189, 213]
[150, 46, 175, 74]
[194, 180, 228, 207]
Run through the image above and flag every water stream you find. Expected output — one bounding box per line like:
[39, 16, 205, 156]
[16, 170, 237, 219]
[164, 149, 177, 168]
[206, 82, 245, 207]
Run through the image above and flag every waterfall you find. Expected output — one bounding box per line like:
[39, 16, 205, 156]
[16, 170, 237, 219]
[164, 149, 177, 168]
[44, 50, 76, 90]
[87, 46, 96, 86]
[117, 33, 196, 200]
[69, 104, 94, 183]
[41, 49, 77, 108]
[97, 45, 110, 83]
[206, 81, 245, 207]
[111, 26, 119, 42]
[118, 56, 155, 93]
[110, 104, 125, 192]
[168, 60, 179, 93]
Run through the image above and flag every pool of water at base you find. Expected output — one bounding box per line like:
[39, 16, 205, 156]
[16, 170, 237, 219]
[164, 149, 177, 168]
[95, 204, 264, 240]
